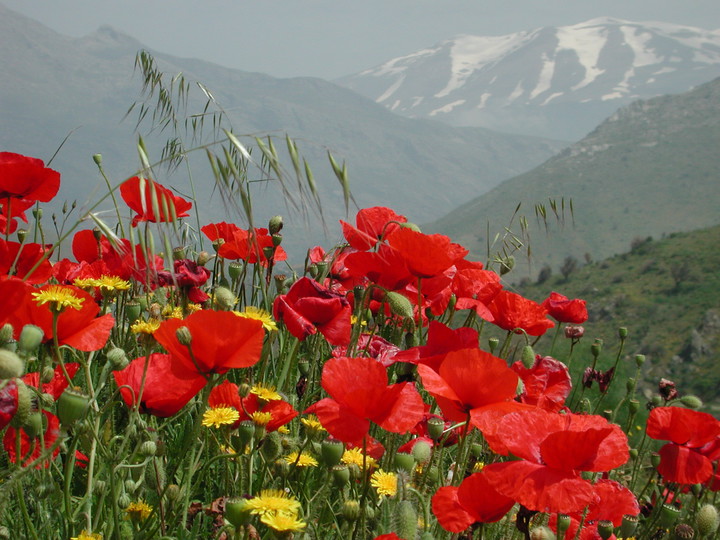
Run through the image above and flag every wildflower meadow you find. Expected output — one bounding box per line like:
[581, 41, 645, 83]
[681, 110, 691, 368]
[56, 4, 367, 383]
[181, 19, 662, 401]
[0, 57, 719, 540]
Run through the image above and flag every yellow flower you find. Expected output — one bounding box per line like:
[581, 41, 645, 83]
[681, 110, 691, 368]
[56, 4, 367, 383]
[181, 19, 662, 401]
[162, 305, 184, 319]
[260, 511, 307, 532]
[278, 425, 290, 434]
[234, 306, 278, 332]
[130, 319, 161, 335]
[300, 415, 325, 434]
[244, 489, 302, 517]
[202, 407, 240, 429]
[251, 411, 273, 426]
[341, 448, 376, 469]
[284, 451, 319, 468]
[370, 469, 398, 497]
[32, 285, 84, 311]
[71, 531, 102, 540]
[186, 303, 202, 314]
[75, 275, 131, 293]
[125, 500, 152, 521]
[472, 461, 485, 473]
[250, 383, 282, 402]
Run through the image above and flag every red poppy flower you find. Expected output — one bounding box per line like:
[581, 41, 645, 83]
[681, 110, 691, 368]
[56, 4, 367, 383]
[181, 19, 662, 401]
[343, 244, 414, 292]
[23, 363, 80, 398]
[340, 206, 407, 251]
[487, 290, 555, 336]
[120, 176, 192, 226]
[0, 197, 34, 234]
[332, 334, 400, 367]
[542, 291, 588, 324]
[395, 321, 479, 372]
[304, 356, 425, 445]
[3, 410, 62, 467]
[154, 309, 265, 376]
[158, 259, 211, 303]
[7, 283, 114, 351]
[113, 353, 206, 417]
[416, 347, 523, 425]
[482, 409, 629, 514]
[273, 277, 352, 346]
[451, 262, 502, 320]
[201, 222, 287, 265]
[209, 381, 297, 431]
[432, 471, 515, 533]
[511, 355, 572, 412]
[0, 237, 53, 284]
[646, 406, 720, 484]
[0, 381, 18, 430]
[386, 228, 467, 279]
[0, 152, 61, 202]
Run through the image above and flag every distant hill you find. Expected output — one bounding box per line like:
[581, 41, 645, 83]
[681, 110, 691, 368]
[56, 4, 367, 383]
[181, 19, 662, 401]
[425, 76, 720, 275]
[0, 4, 563, 259]
[512, 224, 720, 410]
[337, 17, 720, 140]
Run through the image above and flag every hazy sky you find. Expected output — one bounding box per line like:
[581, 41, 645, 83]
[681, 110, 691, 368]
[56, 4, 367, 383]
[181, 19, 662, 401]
[4, 0, 720, 79]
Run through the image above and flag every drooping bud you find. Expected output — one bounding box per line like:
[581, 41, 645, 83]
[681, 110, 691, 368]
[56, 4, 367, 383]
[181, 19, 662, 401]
[564, 325, 585, 339]
[213, 287, 237, 311]
[0, 350, 24, 380]
[56, 388, 90, 426]
[385, 291, 414, 320]
[92, 154, 103, 165]
[521, 345, 535, 369]
[140, 440, 157, 457]
[175, 326, 192, 346]
[196, 251, 212, 266]
[321, 439, 344, 467]
[680, 395, 703, 410]
[18, 325, 44, 354]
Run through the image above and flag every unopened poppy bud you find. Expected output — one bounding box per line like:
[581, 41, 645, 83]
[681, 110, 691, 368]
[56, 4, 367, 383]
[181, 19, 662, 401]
[499, 255, 515, 275]
[529, 526, 553, 540]
[620, 514, 638, 538]
[426, 417, 445, 441]
[228, 261, 244, 281]
[172, 246, 186, 261]
[196, 251, 212, 266]
[140, 440, 157, 457]
[332, 464, 350, 486]
[564, 325, 585, 339]
[16, 229, 27, 243]
[92, 153, 103, 165]
[0, 324, 13, 345]
[145, 459, 165, 490]
[618, 326, 628, 339]
[213, 286, 236, 310]
[0, 350, 24, 380]
[696, 504, 719, 536]
[626, 378, 636, 393]
[649, 395, 663, 409]
[165, 484, 181, 503]
[691, 484, 703, 497]
[521, 345, 535, 369]
[32, 208, 43, 220]
[12, 380, 32, 427]
[399, 222, 422, 232]
[635, 354, 646, 367]
[261, 431, 282, 461]
[342, 500, 361, 522]
[268, 215, 284, 235]
[175, 326, 192, 346]
[659, 504, 681, 528]
[18, 324, 44, 354]
[57, 388, 90, 426]
[394, 452, 415, 473]
[556, 514, 571, 537]
[674, 523, 695, 539]
[211, 239, 225, 253]
[107, 348, 129, 370]
[321, 439, 344, 467]
[680, 395, 703, 410]
[395, 501, 418, 540]
[412, 440, 432, 464]
[237, 420, 255, 447]
[39, 392, 54, 408]
[591, 339, 603, 358]
[488, 337, 499, 354]
[22, 411, 44, 439]
[225, 497, 252, 528]
[384, 291, 414, 320]
[596, 520, 614, 539]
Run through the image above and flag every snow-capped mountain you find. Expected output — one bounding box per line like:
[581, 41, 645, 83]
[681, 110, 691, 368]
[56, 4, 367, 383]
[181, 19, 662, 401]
[336, 17, 720, 140]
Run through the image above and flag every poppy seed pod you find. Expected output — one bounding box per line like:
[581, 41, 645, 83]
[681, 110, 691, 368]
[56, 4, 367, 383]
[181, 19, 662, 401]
[426, 417, 445, 441]
[673, 523, 695, 539]
[332, 464, 350, 487]
[320, 439, 344, 467]
[618, 326, 628, 339]
[596, 520, 614, 539]
[488, 337, 499, 354]
[556, 514, 571, 537]
[620, 514, 638, 537]
[56, 388, 90, 426]
[228, 261, 244, 281]
[659, 504, 681, 528]
[0, 350, 24, 380]
[394, 452, 415, 473]
[224, 497, 252, 528]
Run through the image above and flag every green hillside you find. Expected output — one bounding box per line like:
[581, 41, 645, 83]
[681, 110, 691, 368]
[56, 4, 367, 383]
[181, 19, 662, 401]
[509, 224, 720, 410]
[426, 77, 720, 276]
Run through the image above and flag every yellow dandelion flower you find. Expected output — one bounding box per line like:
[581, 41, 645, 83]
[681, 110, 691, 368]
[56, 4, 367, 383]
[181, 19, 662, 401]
[350, 315, 368, 327]
[202, 407, 240, 429]
[284, 451, 319, 468]
[260, 511, 307, 532]
[300, 415, 325, 433]
[162, 304, 184, 319]
[250, 383, 282, 402]
[251, 411, 273, 426]
[73, 278, 100, 289]
[244, 489, 302, 517]
[472, 461, 485, 473]
[130, 319, 161, 335]
[125, 500, 152, 521]
[234, 306, 278, 332]
[341, 448, 376, 469]
[32, 285, 85, 311]
[278, 425, 290, 434]
[186, 303, 202, 313]
[94, 275, 131, 292]
[370, 469, 398, 497]
[71, 531, 102, 540]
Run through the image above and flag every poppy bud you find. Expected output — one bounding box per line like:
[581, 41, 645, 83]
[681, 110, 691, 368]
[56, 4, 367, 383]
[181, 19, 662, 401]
[0, 324, 13, 345]
[629, 448, 639, 460]
[394, 452, 415, 473]
[399, 222, 422, 232]
[261, 431, 282, 461]
[94, 479, 107, 495]
[696, 504, 719, 536]
[659, 504, 681, 528]
[107, 348, 129, 370]
[332, 464, 350, 487]
[18, 325, 44, 354]
[342, 500, 361, 522]
[39, 392, 54, 408]
[92, 154, 103, 165]
[426, 418, 445, 442]
[213, 286, 236, 310]
[196, 251, 212, 266]
[591, 339, 603, 358]
[384, 291, 414, 320]
[521, 345, 535, 369]
[57, 388, 90, 426]
[321, 439, 344, 467]
[268, 215, 284, 235]
[412, 440, 433, 464]
[225, 497, 252, 528]
[140, 440, 157, 457]
[32, 208, 43, 220]
[11, 380, 32, 427]
[596, 520, 614, 539]
[673, 523, 695, 539]
[0, 350, 24, 380]
[680, 395, 703, 410]
[165, 484, 181, 503]
[529, 526, 553, 540]
[175, 326, 192, 346]
[620, 514, 638, 538]
[145, 459, 165, 490]
[394, 500, 418, 540]
[22, 411, 44, 439]
[618, 327, 628, 339]
[488, 337, 499, 354]
[635, 354, 646, 367]
[237, 420, 255, 447]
